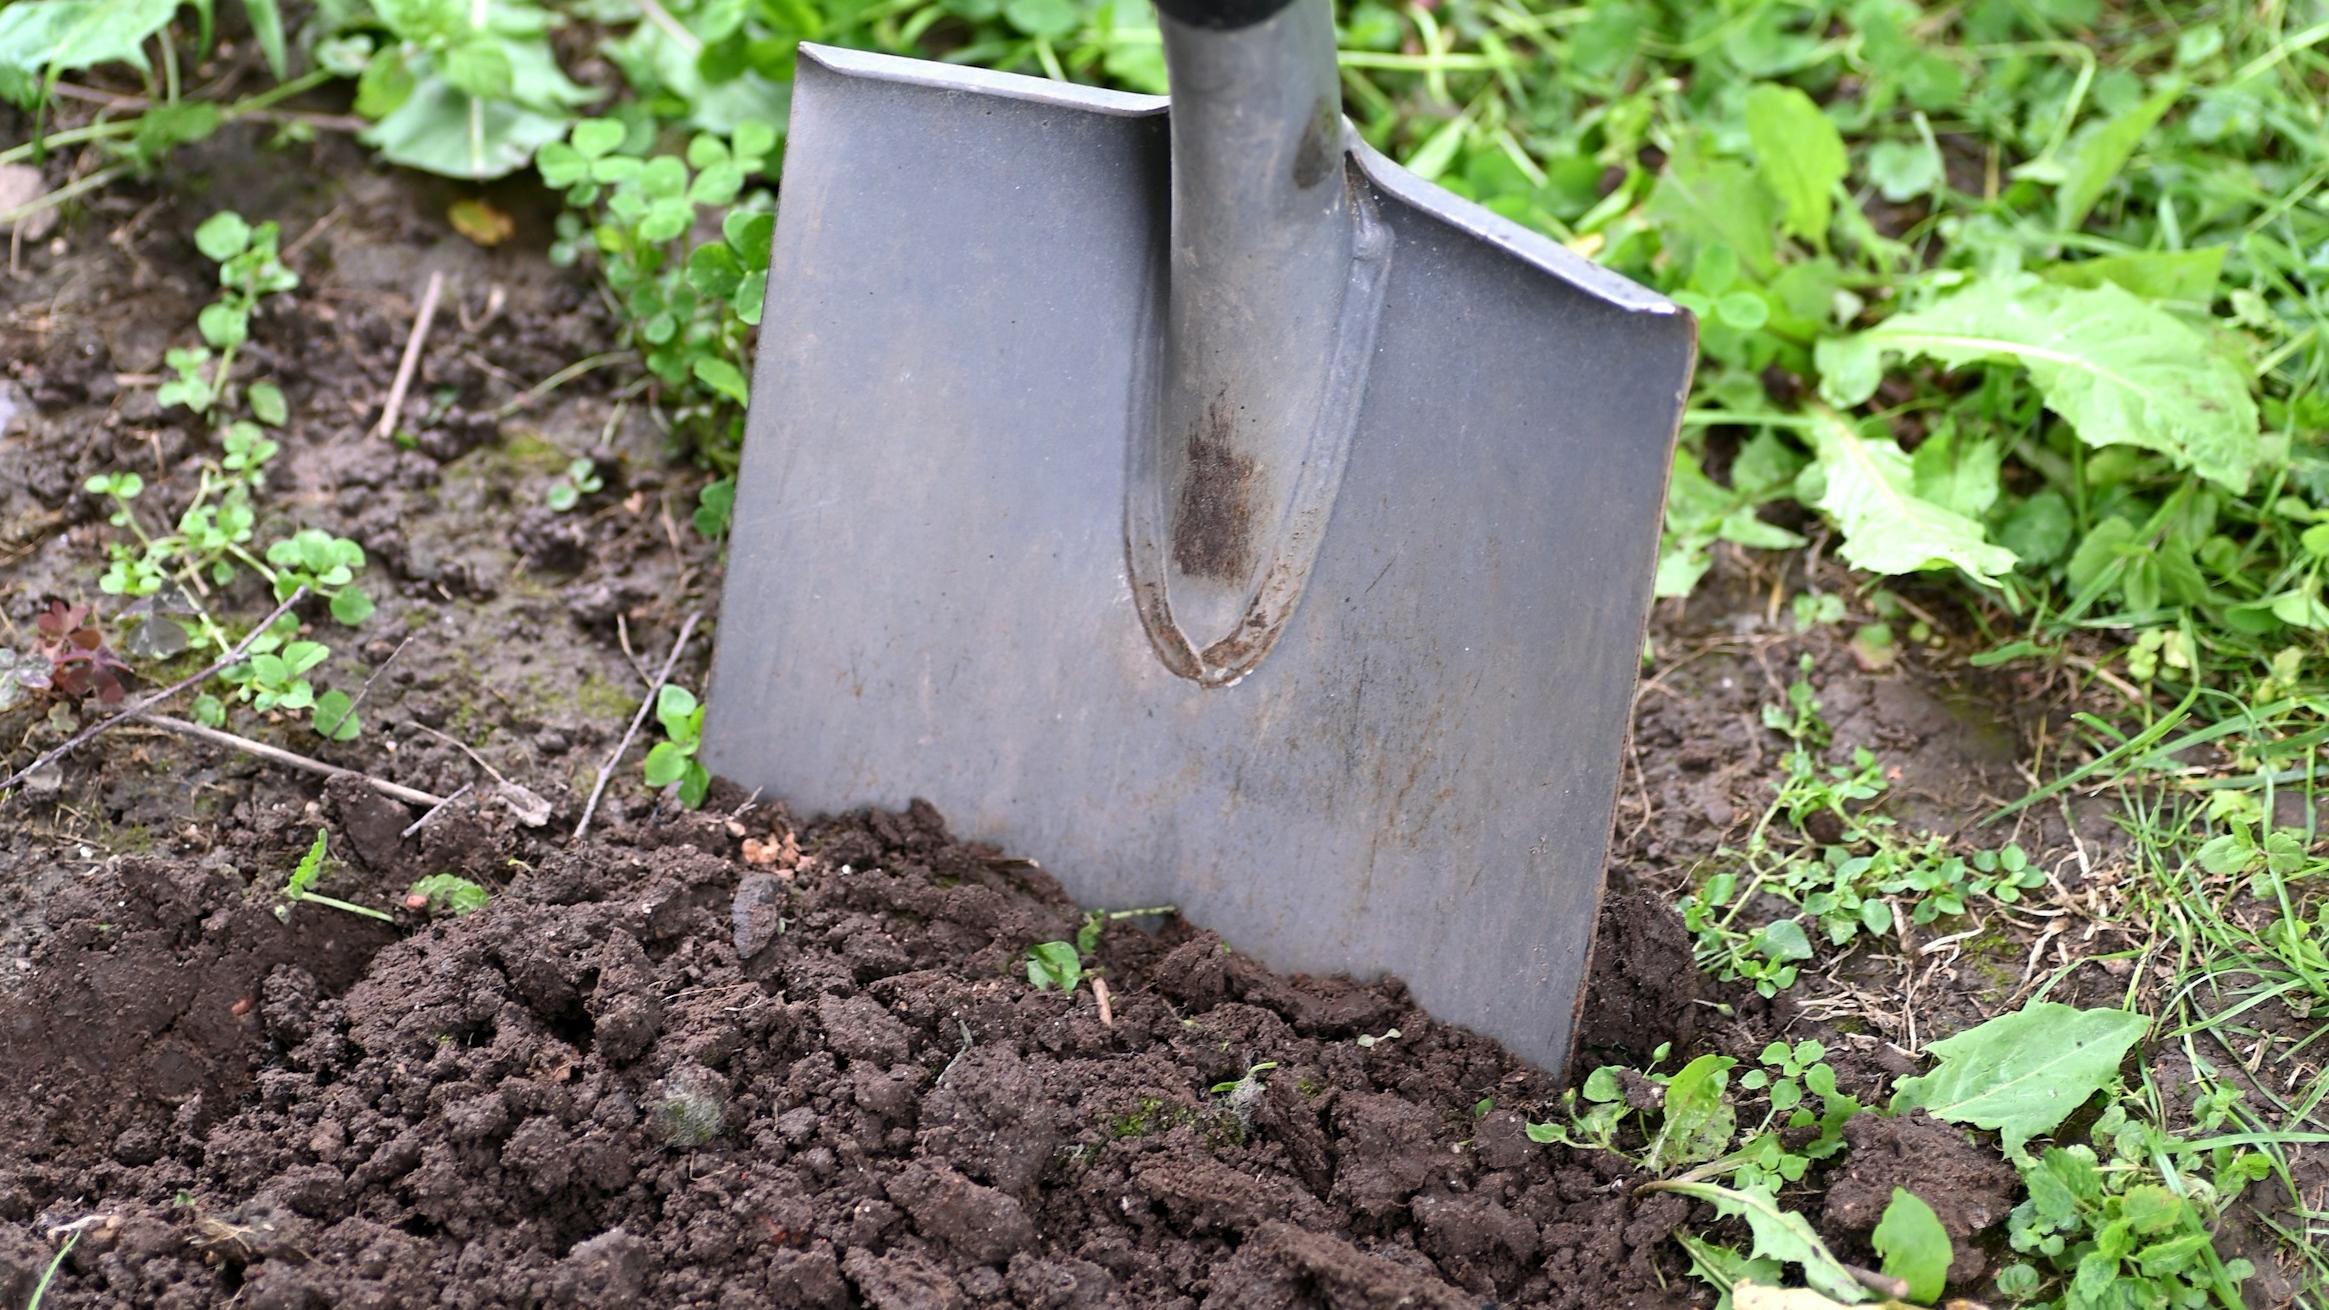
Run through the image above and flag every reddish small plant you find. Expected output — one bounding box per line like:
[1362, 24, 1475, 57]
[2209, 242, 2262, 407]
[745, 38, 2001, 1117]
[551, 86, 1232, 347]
[34, 600, 133, 704]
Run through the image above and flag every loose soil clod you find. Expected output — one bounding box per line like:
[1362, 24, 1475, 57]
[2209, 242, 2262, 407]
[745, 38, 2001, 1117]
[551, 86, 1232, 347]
[2, 794, 1708, 1309]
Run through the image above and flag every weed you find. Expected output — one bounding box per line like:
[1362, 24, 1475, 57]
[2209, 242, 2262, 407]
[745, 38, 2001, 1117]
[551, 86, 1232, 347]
[642, 684, 709, 808]
[1209, 1060, 1277, 1143]
[540, 118, 774, 460]
[544, 457, 603, 511]
[1024, 905, 1174, 994]
[275, 829, 391, 924]
[162, 212, 298, 417]
[1023, 939, 1081, 993]
[29, 601, 132, 705]
[693, 477, 735, 540]
[1681, 666, 2047, 995]
[405, 874, 490, 916]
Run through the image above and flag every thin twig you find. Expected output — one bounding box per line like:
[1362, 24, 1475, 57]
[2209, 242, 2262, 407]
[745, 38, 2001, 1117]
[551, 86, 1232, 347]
[400, 781, 474, 838]
[318, 633, 410, 739]
[491, 350, 633, 419]
[372, 269, 445, 440]
[573, 611, 702, 841]
[1, 589, 305, 797]
[144, 714, 448, 808]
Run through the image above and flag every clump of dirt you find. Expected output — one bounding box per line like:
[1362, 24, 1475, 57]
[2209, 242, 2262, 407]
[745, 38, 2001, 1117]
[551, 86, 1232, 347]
[0, 791, 1710, 1309]
[1821, 1110, 2021, 1286]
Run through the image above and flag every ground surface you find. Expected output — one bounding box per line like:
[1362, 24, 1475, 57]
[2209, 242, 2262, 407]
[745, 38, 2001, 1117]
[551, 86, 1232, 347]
[0, 120, 2315, 1307]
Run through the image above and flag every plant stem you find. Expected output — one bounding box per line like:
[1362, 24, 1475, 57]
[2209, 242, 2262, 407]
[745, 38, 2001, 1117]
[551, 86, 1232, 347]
[290, 889, 395, 923]
[0, 162, 129, 228]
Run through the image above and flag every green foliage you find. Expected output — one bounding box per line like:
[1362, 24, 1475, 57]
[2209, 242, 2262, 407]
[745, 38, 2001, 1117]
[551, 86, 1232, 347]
[642, 683, 709, 807]
[157, 211, 297, 418]
[1890, 1001, 2148, 1160]
[545, 456, 602, 511]
[1024, 939, 1081, 992]
[1998, 1097, 2266, 1309]
[693, 476, 735, 540]
[407, 872, 489, 916]
[276, 828, 393, 922]
[1743, 84, 1845, 247]
[1871, 1189, 1951, 1303]
[1682, 665, 2044, 994]
[541, 119, 774, 461]
[1817, 278, 2261, 495]
[1649, 1180, 1870, 1304]
[1530, 1039, 1859, 1193]
[343, 0, 596, 179]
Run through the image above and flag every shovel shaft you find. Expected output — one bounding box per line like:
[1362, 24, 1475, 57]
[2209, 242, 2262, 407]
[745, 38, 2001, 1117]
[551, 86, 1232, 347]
[1140, 0, 1388, 680]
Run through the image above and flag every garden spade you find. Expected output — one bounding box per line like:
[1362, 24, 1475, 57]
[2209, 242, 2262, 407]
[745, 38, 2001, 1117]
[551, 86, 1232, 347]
[702, 0, 1696, 1073]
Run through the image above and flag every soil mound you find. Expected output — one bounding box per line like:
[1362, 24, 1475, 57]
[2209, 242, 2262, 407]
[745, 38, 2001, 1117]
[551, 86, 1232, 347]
[1, 791, 1703, 1308]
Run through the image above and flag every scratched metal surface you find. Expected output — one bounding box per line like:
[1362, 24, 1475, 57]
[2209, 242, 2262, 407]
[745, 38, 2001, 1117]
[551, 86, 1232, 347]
[703, 47, 1695, 1073]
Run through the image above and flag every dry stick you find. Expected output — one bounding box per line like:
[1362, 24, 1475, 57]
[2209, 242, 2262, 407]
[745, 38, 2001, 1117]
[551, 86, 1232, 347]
[372, 269, 446, 440]
[401, 781, 475, 839]
[0, 588, 305, 797]
[318, 633, 411, 739]
[145, 714, 448, 808]
[573, 611, 702, 842]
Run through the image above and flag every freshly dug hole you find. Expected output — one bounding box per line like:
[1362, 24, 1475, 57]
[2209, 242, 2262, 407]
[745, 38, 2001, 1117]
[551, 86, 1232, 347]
[1, 789, 1707, 1308]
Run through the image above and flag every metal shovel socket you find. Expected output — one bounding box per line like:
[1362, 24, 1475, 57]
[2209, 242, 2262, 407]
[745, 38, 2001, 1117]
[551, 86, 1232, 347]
[1133, 0, 1390, 686]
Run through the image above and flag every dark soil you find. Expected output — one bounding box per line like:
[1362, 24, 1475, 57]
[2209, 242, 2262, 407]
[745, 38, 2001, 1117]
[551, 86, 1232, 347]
[4, 788, 1713, 1309]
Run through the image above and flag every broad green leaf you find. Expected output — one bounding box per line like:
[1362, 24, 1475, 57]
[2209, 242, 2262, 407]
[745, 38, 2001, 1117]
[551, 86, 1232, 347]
[724, 209, 773, 269]
[2042, 247, 2226, 304]
[443, 37, 514, 100]
[655, 683, 700, 736]
[571, 117, 625, 158]
[1871, 1189, 1951, 1302]
[1751, 917, 1814, 962]
[1646, 138, 1780, 283]
[361, 77, 569, 179]
[1648, 1054, 1737, 1172]
[1801, 410, 2017, 584]
[694, 357, 749, 405]
[677, 760, 710, 809]
[247, 381, 287, 426]
[313, 689, 360, 741]
[643, 740, 692, 787]
[1815, 277, 2259, 492]
[1866, 137, 1942, 202]
[0, 0, 175, 99]
[1745, 84, 1847, 245]
[1024, 940, 1082, 991]
[198, 301, 248, 349]
[1890, 1001, 2148, 1158]
[355, 48, 416, 119]
[1909, 428, 2001, 518]
[330, 586, 375, 626]
[2057, 84, 2180, 230]
[194, 210, 251, 262]
[686, 242, 743, 300]
[1652, 1182, 1869, 1304]
[1999, 490, 2074, 567]
[604, 19, 788, 136]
